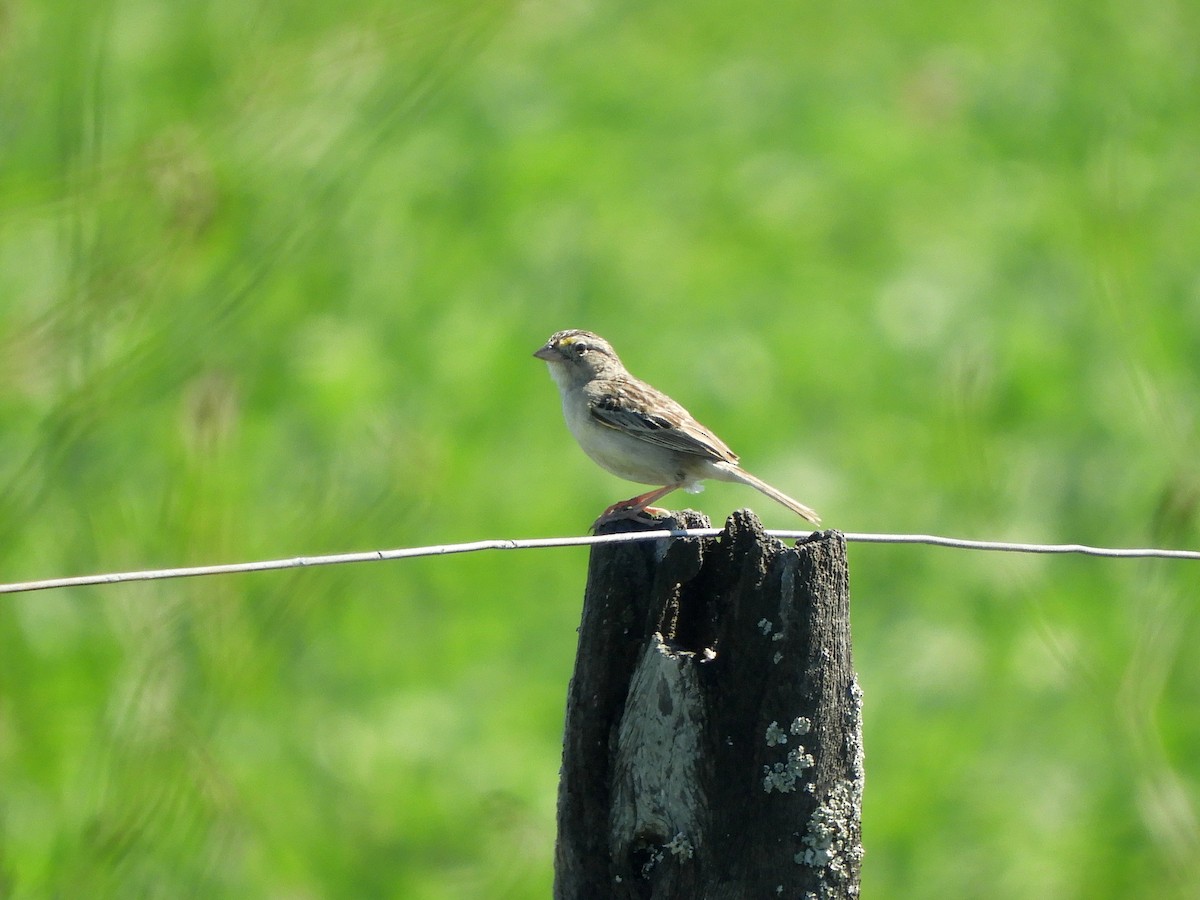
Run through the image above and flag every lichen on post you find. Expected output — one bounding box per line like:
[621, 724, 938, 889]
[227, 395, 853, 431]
[554, 509, 863, 899]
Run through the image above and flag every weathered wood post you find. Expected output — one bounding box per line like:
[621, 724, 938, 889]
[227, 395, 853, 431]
[554, 508, 862, 899]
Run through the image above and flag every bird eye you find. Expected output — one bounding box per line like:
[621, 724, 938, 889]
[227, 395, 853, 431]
[573, 343, 587, 355]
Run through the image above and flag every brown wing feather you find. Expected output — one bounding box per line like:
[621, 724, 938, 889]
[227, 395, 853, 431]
[586, 379, 739, 464]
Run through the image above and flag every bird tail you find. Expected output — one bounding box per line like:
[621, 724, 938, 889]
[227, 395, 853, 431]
[726, 467, 821, 525]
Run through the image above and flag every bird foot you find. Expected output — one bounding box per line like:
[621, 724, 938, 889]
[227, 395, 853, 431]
[590, 503, 672, 532]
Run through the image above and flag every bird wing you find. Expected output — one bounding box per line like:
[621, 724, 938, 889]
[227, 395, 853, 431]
[586, 380, 739, 464]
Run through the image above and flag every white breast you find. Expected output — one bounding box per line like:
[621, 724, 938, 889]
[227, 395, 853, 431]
[559, 387, 684, 486]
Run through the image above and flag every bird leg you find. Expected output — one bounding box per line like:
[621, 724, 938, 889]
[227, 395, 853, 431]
[591, 483, 683, 530]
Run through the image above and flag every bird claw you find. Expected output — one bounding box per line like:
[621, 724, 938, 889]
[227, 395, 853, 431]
[590, 483, 684, 532]
[590, 504, 671, 532]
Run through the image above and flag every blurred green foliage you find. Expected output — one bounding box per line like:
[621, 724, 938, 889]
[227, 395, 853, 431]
[2, 0, 1199, 895]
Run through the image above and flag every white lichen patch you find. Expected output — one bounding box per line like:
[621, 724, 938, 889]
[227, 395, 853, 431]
[794, 782, 864, 883]
[790, 680, 866, 890]
[765, 721, 787, 746]
[641, 846, 665, 877]
[762, 743, 814, 793]
[757, 618, 773, 635]
[846, 678, 866, 790]
[665, 832, 694, 859]
[787, 746, 815, 771]
[791, 716, 812, 736]
[773, 651, 783, 665]
[762, 761, 797, 793]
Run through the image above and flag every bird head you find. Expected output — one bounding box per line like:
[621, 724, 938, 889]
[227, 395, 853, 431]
[534, 330, 623, 387]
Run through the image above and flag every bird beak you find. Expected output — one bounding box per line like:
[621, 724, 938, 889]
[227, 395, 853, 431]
[533, 343, 558, 361]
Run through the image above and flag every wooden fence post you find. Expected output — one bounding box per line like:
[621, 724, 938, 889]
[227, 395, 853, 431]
[554, 508, 863, 899]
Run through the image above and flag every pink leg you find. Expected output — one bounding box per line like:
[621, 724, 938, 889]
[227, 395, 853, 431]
[592, 483, 683, 530]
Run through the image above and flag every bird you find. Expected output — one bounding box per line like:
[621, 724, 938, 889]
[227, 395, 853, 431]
[533, 329, 820, 529]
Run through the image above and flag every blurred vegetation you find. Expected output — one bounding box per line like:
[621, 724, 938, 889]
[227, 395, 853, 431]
[1, 0, 1198, 896]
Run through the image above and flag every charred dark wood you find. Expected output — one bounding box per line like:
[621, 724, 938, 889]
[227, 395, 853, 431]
[554, 509, 862, 899]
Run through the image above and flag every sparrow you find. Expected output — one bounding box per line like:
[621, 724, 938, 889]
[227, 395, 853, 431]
[534, 329, 820, 528]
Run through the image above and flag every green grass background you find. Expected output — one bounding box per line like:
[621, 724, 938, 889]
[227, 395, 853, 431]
[2, 0, 1199, 896]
